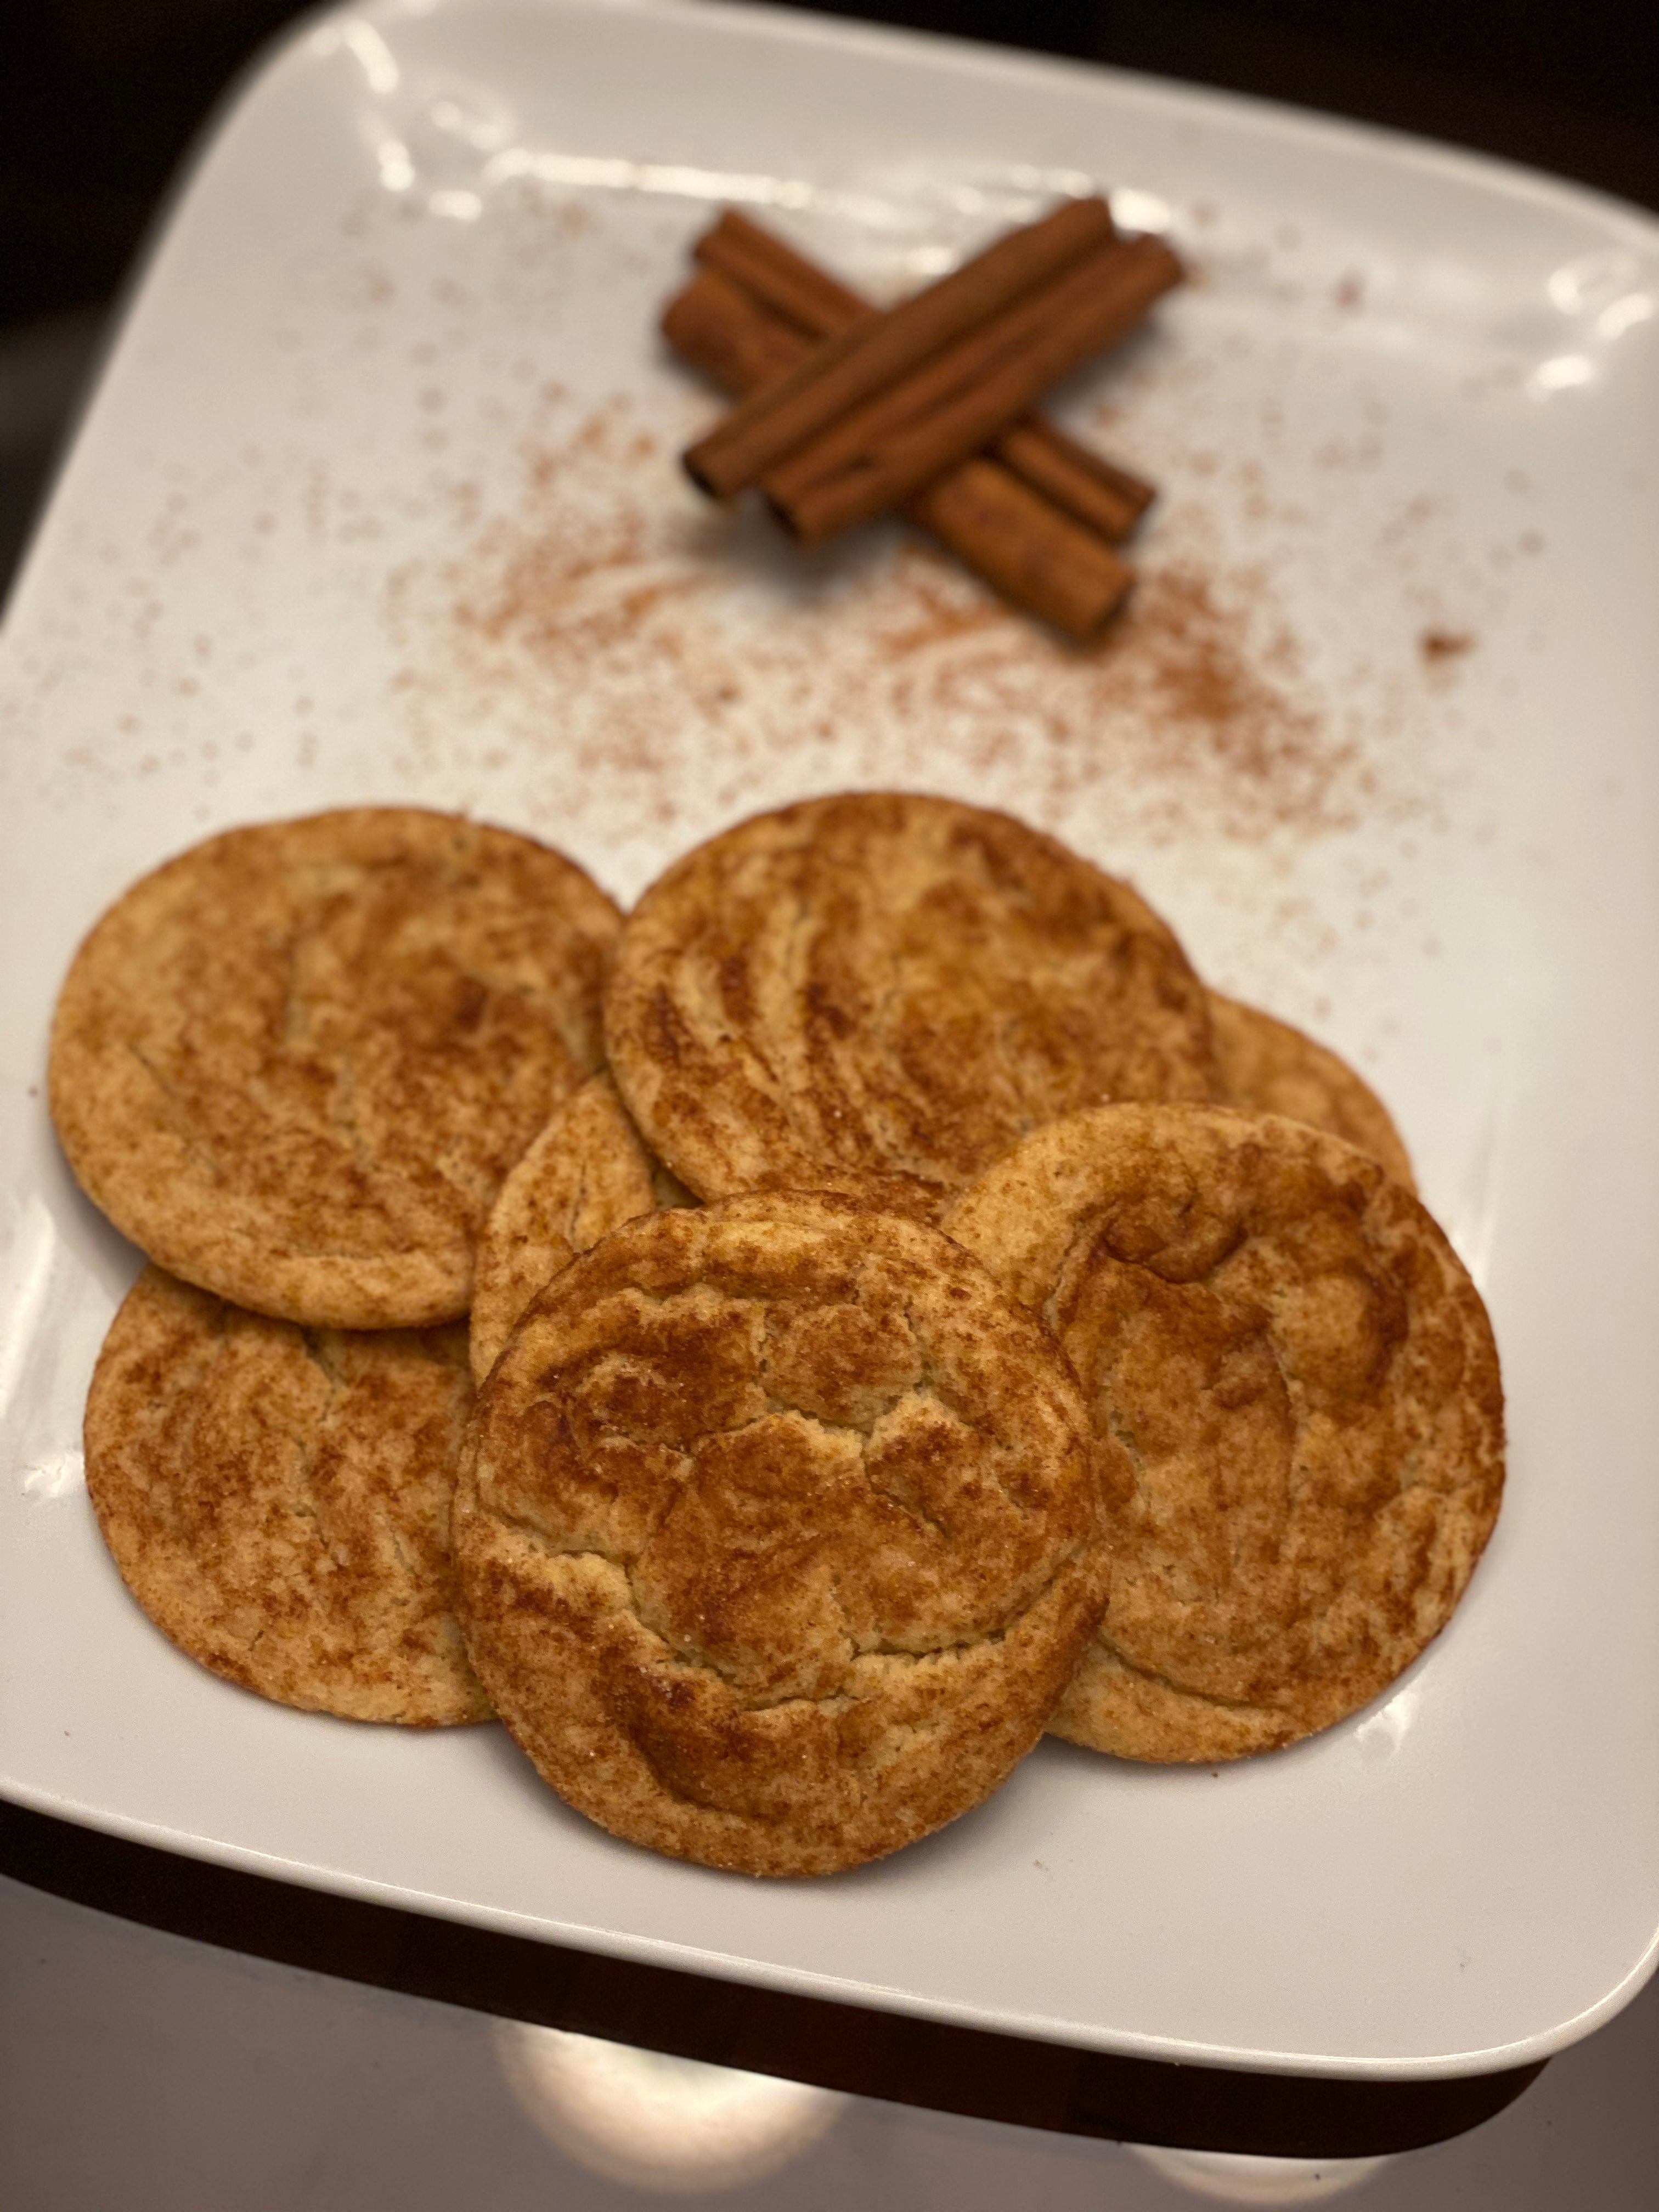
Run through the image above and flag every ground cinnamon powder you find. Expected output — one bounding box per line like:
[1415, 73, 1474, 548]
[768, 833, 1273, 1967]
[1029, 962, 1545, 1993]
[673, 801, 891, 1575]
[383, 394, 1407, 854]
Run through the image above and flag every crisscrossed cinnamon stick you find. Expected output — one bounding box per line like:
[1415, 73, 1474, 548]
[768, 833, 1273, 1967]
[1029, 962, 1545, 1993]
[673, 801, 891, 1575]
[766, 232, 1181, 543]
[685, 195, 1118, 498]
[694, 211, 1155, 544]
[663, 266, 1137, 641]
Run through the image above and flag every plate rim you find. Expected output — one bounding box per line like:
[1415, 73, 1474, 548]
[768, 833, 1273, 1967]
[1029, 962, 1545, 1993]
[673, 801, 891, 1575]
[512, 0, 1659, 246]
[7, 1773, 1655, 2079]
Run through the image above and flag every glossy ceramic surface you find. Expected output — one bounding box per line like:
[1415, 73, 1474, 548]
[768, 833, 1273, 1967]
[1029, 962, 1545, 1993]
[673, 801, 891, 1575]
[2, 0, 1656, 2076]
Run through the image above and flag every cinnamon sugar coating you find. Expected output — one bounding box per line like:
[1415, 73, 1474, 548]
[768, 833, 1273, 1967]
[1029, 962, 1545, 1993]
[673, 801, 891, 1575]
[84, 1267, 490, 1725]
[50, 809, 621, 1328]
[945, 1107, 1502, 1761]
[1209, 992, 1415, 1190]
[454, 1190, 1105, 1875]
[603, 793, 1215, 1217]
[470, 1071, 692, 1386]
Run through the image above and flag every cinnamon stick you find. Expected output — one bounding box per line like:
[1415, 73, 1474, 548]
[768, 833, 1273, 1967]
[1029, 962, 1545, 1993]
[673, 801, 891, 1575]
[693, 213, 867, 335]
[768, 233, 1183, 543]
[696, 210, 1155, 543]
[996, 419, 1154, 541]
[905, 460, 1136, 643]
[663, 267, 805, 394]
[663, 268, 1133, 639]
[684, 195, 1116, 498]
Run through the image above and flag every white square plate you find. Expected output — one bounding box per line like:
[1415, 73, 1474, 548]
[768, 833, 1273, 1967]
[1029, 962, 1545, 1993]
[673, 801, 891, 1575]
[3, 0, 1657, 2078]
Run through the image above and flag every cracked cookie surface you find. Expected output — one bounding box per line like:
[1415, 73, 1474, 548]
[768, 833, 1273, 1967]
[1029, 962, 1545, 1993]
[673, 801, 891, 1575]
[50, 809, 621, 1328]
[454, 1190, 1105, 1874]
[1209, 993, 1415, 1190]
[603, 792, 1215, 1217]
[945, 1106, 1502, 1762]
[84, 1266, 490, 1724]
[470, 1071, 692, 1386]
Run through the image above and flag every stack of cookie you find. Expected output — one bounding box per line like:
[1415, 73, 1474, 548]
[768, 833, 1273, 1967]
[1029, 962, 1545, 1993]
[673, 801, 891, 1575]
[54, 809, 624, 1728]
[53, 793, 1502, 1878]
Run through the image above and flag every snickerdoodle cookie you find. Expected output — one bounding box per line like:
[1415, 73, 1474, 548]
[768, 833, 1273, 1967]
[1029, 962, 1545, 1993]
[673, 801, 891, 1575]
[469, 1072, 692, 1385]
[1209, 993, 1414, 1190]
[603, 793, 1215, 1217]
[454, 1190, 1105, 1875]
[51, 809, 620, 1329]
[944, 1106, 1502, 1762]
[84, 1266, 490, 1725]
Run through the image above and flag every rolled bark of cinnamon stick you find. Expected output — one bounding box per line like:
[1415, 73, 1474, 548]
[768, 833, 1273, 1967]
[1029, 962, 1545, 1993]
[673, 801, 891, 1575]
[768, 233, 1183, 544]
[684, 195, 1116, 498]
[663, 267, 804, 393]
[905, 461, 1137, 642]
[696, 210, 1155, 542]
[662, 268, 1134, 640]
[995, 419, 1154, 541]
[693, 212, 867, 334]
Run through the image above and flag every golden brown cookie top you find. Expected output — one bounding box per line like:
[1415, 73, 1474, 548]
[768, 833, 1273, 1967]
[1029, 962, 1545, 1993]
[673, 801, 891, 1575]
[50, 809, 621, 1329]
[470, 1071, 686, 1386]
[454, 1190, 1105, 1874]
[1208, 992, 1415, 1190]
[84, 1266, 490, 1726]
[603, 792, 1215, 1215]
[945, 1105, 1503, 1762]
